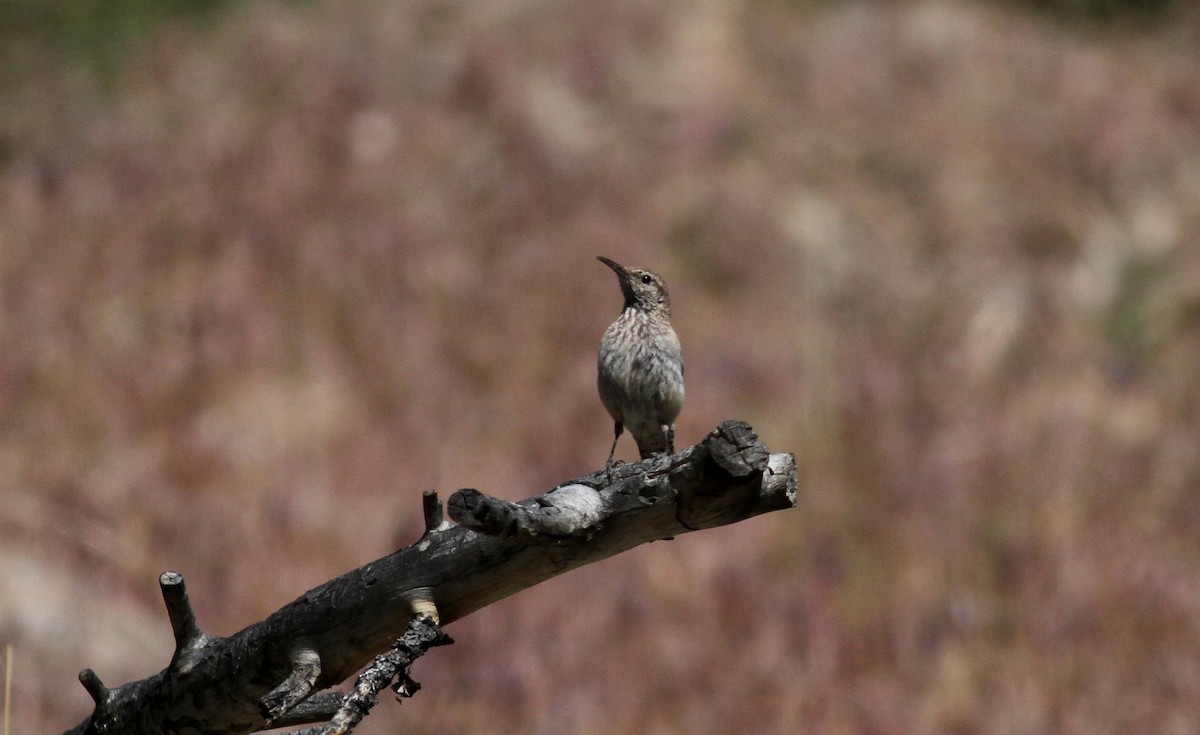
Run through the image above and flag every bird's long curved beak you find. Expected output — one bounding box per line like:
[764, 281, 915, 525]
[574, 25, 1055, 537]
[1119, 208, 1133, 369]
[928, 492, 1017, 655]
[596, 256, 625, 275]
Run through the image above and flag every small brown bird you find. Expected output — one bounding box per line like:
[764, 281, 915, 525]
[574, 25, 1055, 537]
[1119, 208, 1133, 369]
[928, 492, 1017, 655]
[596, 256, 685, 465]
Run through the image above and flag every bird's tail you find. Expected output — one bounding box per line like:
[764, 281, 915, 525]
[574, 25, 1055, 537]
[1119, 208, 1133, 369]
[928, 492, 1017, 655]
[635, 424, 675, 459]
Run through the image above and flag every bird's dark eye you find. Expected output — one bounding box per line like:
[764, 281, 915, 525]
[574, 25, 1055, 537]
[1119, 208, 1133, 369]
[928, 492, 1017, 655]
[641, 274, 653, 284]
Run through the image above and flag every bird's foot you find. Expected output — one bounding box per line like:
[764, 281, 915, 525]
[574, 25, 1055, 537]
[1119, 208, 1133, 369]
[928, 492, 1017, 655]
[603, 458, 627, 484]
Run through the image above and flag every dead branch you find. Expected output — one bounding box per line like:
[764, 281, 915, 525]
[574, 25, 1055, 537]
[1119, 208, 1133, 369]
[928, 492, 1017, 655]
[64, 420, 796, 735]
[282, 616, 452, 735]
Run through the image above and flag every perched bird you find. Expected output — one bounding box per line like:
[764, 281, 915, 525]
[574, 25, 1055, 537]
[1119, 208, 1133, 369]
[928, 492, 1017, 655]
[596, 256, 685, 465]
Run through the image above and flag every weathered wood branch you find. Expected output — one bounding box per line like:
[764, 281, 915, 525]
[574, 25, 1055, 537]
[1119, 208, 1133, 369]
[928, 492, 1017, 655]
[284, 615, 453, 735]
[64, 420, 796, 735]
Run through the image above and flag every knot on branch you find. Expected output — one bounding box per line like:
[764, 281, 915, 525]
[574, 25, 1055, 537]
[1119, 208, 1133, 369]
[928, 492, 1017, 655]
[672, 421, 779, 530]
[704, 421, 769, 479]
[261, 648, 323, 723]
[448, 484, 604, 543]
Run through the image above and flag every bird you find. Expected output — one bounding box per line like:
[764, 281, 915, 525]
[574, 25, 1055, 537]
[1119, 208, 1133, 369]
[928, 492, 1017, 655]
[596, 255, 685, 466]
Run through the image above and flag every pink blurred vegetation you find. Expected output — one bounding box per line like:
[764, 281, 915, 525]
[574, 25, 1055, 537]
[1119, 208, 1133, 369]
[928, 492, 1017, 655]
[3, 1, 1200, 732]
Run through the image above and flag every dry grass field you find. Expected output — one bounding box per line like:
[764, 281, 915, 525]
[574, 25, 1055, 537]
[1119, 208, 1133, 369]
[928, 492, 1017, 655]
[3, 1, 1200, 732]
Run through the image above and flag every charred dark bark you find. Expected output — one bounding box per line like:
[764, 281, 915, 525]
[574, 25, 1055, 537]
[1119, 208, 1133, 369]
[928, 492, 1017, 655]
[65, 420, 796, 735]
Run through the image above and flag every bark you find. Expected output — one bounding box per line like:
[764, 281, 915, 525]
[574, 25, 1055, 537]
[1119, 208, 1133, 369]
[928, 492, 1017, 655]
[64, 420, 796, 735]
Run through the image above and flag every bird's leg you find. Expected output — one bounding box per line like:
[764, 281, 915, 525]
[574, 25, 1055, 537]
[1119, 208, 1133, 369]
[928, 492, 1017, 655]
[663, 424, 675, 456]
[605, 422, 623, 482]
[606, 422, 623, 465]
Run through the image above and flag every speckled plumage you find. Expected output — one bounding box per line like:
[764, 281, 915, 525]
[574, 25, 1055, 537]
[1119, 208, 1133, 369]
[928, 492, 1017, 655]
[596, 256, 685, 463]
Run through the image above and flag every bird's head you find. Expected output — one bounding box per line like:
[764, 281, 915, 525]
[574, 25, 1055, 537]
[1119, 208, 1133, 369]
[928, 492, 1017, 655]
[597, 256, 671, 317]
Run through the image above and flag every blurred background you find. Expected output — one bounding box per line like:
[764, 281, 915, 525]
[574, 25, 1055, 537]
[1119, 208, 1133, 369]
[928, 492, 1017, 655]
[3, 0, 1200, 732]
